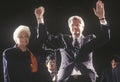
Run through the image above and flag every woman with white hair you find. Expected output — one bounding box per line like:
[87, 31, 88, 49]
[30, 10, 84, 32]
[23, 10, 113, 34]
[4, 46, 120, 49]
[2, 25, 52, 82]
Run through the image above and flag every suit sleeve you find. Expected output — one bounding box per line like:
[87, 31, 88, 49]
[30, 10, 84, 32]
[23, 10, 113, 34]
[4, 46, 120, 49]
[3, 51, 10, 82]
[36, 24, 48, 47]
[79, 24, 110, 53]
[36, 24, 65, 49]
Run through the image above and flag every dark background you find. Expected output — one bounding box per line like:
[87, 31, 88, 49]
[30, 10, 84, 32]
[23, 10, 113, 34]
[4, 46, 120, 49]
[0, 0, 120, 82]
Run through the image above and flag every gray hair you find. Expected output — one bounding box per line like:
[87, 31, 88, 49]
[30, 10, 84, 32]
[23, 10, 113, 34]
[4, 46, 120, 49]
[68, 15, 85, 28]
[13, 25, 31, 42]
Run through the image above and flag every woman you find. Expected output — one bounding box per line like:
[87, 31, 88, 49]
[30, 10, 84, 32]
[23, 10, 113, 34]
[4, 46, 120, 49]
[2, 25, 52, 82]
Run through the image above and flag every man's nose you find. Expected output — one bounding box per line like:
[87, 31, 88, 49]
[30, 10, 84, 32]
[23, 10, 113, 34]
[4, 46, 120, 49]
[74, 26, 78, 29]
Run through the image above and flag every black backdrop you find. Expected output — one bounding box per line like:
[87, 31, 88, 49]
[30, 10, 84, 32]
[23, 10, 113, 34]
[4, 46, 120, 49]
[0, 0, 120, 82]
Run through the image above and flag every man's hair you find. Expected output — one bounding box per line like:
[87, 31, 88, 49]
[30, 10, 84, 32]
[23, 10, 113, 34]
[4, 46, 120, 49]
[46, 54, 55, 64]
[13, 25, 31, 42]
[110, 55, 120, 62]
[68, 15, 85, 28]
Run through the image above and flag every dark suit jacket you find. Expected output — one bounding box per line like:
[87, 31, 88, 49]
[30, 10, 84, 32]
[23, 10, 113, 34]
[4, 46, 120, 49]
[100, 63, 120, 82]
[36, 23, 110, 82]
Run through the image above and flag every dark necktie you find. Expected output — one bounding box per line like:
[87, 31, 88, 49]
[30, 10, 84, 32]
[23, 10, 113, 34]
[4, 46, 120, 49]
[73, 39, 80, 72]
[74, 39, 79, 48]
[74, 39, 79, 55]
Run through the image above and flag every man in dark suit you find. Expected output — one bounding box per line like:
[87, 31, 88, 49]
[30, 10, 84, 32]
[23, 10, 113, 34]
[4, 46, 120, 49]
[34, 0, 110, 82]
[100, 55, 120, 82]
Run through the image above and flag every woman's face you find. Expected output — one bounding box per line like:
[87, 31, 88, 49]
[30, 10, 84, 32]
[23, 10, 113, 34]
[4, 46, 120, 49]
[15, 31, 29, 47]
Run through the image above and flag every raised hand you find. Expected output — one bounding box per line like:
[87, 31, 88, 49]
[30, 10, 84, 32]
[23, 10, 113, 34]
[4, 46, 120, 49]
[93, 0, 105, 19]
[35, 6, 45, 23]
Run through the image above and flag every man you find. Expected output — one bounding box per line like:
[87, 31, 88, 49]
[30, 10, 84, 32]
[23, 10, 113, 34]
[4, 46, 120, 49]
[100, 55, 120, 82]
[46, 54, 57, 82]
[34, 0, 110, 82]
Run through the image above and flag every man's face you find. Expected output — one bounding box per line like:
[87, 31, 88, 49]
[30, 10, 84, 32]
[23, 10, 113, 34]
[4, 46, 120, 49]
[70, 18, 84, 38]
[46, 59, 56, 71]
[111, 59, 119, 69]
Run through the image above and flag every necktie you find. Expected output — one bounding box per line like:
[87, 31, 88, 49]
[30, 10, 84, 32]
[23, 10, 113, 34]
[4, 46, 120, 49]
[74, 39, 79, 48]
[74, 39, 79, 55]
[73, 39, 81, 74]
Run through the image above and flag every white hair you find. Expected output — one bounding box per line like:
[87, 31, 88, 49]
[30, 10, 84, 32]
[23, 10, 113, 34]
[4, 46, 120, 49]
[68, 15, 85, 31]
[13, 25, 31, 42]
